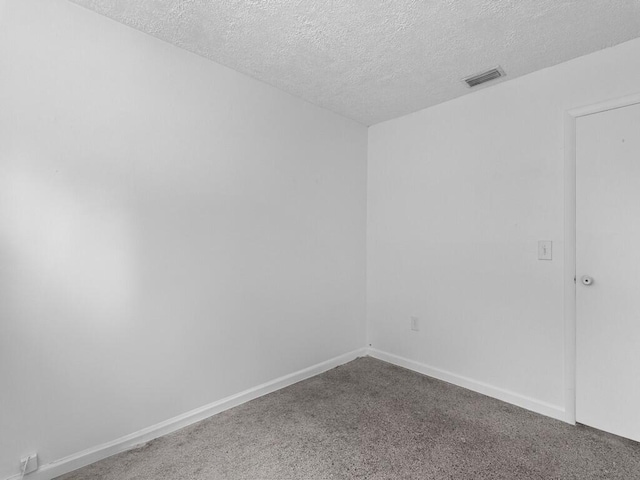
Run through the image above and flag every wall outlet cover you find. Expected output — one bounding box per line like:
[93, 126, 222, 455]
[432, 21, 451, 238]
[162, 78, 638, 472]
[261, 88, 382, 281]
[21, 453, 38, 475]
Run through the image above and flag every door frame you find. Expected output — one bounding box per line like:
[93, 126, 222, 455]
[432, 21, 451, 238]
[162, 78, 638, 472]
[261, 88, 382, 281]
[563, 92, 640, 425]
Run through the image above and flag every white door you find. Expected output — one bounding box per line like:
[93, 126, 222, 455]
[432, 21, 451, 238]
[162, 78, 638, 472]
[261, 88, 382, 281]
[576, 101, 640, 442]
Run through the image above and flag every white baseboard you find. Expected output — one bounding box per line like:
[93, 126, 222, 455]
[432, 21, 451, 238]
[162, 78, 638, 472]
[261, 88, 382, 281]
[8, 346, 567, 480]
[9, 348, 367, 480]
[366, 348, 566, 422]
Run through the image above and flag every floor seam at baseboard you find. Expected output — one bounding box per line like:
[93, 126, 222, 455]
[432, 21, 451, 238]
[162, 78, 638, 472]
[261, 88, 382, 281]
[365, 348, 567, 422]
[7, 347, 367, 480]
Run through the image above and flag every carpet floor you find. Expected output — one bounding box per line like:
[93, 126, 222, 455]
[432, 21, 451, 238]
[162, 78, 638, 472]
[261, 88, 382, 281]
[57, 357, 640, 479]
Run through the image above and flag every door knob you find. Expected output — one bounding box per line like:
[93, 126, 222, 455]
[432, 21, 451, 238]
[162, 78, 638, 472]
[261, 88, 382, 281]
[581, 275, 594, 286]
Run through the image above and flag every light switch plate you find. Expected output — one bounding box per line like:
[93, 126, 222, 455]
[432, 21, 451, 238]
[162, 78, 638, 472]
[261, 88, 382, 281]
[538, 240, 552, 260]
[410, 316, 419, 331]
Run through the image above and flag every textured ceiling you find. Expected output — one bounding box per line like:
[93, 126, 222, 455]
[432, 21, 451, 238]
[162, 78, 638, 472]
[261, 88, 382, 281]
[68, 0, 640, 125]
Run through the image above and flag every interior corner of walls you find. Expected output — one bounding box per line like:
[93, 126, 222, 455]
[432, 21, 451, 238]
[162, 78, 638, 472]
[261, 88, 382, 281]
[9, 348, 367, 480]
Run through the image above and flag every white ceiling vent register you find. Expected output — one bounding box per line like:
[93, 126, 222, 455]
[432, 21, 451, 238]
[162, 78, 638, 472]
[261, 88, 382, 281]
[463, 67, 506, 88]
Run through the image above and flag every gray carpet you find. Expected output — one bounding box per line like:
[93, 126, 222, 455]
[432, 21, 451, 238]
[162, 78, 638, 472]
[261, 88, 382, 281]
[58, 357, 640, 479]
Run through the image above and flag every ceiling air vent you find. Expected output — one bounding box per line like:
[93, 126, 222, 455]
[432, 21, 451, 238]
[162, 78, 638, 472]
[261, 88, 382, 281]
[463, 66, 505, 88]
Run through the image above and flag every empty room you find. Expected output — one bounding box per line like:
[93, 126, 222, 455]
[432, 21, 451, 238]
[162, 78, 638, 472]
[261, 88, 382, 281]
[2, 0, 640, 478]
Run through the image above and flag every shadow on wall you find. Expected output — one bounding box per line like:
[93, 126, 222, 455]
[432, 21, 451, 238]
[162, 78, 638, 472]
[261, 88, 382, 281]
[0, 162, 137, 323]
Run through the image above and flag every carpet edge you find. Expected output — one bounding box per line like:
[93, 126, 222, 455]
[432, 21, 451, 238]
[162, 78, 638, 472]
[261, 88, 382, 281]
[12, 348, 367, 480]
[366, 348, 567, 423]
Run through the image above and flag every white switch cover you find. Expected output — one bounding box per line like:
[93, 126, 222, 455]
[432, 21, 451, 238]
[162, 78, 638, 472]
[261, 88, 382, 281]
[410, 316, 420, 331]
[538, 241, 552, 260]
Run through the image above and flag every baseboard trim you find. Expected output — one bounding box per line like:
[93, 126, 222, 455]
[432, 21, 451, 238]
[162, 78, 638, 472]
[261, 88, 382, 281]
[366, 348, 566, 422]
[10, 348, 367, 480]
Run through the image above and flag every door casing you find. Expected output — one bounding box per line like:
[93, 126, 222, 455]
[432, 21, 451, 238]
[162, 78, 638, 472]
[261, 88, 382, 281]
[563, 92, 640, 425]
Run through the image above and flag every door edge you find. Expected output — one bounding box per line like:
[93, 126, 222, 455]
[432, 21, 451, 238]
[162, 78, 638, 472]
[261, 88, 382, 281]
[563, 92, 640, 425]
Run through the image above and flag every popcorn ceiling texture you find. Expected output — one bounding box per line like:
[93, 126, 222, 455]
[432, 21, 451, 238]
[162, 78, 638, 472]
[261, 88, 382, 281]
[67, 0, 640, 125]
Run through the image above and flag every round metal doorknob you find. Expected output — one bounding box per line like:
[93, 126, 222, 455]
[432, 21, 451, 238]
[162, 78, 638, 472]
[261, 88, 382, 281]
[581, 275, 594, 286]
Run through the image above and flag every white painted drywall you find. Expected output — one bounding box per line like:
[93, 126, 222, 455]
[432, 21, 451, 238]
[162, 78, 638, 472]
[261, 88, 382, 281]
[0, 0, 366, 477]
[367, 37, 640, 414]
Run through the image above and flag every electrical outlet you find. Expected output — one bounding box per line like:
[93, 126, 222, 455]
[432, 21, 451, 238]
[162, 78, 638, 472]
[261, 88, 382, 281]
[410, 316, 420, 331]
[20, 453, 38, 475]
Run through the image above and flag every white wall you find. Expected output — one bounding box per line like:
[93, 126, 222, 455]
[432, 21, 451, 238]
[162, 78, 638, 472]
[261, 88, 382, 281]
[4, 0, 640, 476]
[367, 37, 640, 417]
[0, 0, 367, 477]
